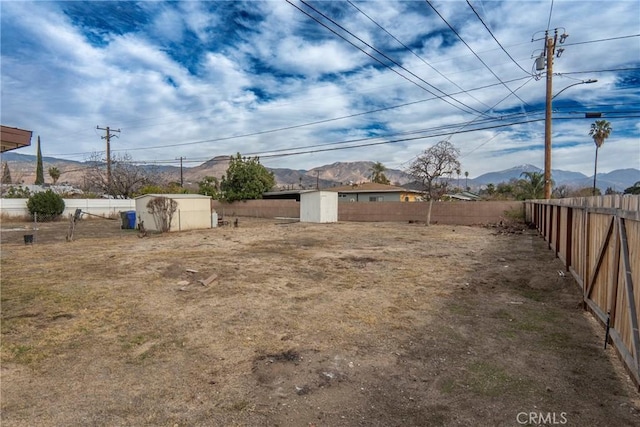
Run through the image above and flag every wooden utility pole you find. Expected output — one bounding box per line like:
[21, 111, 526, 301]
[176, 156, 186, 187]
[543, 35, 555, 199]
[97, 126, 120, 192]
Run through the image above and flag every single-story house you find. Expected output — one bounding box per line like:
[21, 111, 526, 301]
[1, 125, 32, 153]
[446, 191, 481, 201]
[325, 182, 423, 202]
[135, 194, 212, 232]
[262, 189, 316, 201]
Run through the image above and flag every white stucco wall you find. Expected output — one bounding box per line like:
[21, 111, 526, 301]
[135, 194, 212, 232]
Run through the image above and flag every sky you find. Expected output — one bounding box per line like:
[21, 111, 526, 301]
[1, 0, 639, 178]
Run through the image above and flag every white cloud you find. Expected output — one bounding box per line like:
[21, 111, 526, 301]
[1, 0, 638, 179]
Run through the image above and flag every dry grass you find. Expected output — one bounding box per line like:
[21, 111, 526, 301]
[1, 218, 639, 426]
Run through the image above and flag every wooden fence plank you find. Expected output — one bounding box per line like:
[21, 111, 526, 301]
[525, 195, 640, 390]
[619, 217, 640, 373]
[586, 216, 614, 302]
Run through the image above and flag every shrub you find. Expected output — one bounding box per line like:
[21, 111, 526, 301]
[147, 196, 177, 232]
[27, 190, 65, 221]
[4, 186, 31, 198]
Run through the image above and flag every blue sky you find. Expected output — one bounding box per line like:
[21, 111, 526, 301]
[1, 0, 639, 177]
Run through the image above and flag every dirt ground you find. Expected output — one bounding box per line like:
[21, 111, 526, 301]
[1, 217, 639, 426]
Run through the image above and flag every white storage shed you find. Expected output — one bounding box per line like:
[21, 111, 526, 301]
[300, 191, 338, 223]
[135, 194, 212, 232]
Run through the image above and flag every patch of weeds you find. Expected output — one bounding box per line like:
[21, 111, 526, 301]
[539, 331, 572, 349]
[259, 349, 300, 363]
[439, 377, 457, 394]
[467, 361, 529, 397]
[229, 400, 251, 412]
[5, 344, 42, 365]
[447, 302, 474, 316]
[503, 207, 525, 222]
[491, 309, 512, 320]
[519, 288, 547, 302]
[120, 334, 147, 350]
[514, 319, 545, 332]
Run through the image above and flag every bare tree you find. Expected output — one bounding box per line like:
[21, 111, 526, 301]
[147, 196, 178, 233]
[83, 152, 162, 198]
[407, 141, 460, 225]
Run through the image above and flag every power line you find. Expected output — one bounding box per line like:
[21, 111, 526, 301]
[289, 0, 493, 118]
[48, 76, 533, 159]
[92, 111, 640, 166]
[546, 0, 554, 32]
[466, 0, 532, 76]
[562, 34, 640, 47]
[560, 67, 640, 75]
[425, 0, 532, 108]
[346, 0, 494, 111]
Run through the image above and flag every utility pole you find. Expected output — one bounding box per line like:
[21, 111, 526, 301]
[176, 156, 186, 187]
[533, 28, 568, 199]
[543, 34, 555, 199]
[316, 170, 320, 190]
[97, 125, 120, 192]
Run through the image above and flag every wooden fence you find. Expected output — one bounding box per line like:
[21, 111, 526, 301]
[525, 195, 640, 389]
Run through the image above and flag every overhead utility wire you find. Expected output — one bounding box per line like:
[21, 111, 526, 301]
[425, 0, 532, 108]
[256, 115, 639, 160]
[258, 118, 546, 159]
[546, 0, 554, 32]
[442, 76, 535, 143]
[346, 0, 493, 111]
[289, 0, 493, 118]
[126, 112, 640, 165]
[466, 0, 532, 76]
[134, 109, 544, 165]
[49, 75, 532, 159]
[562, 34, 639, 47]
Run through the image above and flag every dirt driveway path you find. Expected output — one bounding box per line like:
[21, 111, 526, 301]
[2, 219, 639, 426]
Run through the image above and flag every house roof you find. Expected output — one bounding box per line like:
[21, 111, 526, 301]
[324, 182, 422, 194]
[134, 193, 211, 200]
[1, 125, 32, 153]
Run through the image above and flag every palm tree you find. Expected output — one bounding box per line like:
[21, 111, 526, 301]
[48, 166, 61, 185]
[464, 171, 469, 190]
[456, 168, 461, 190]
[589, 120, 612, 196]
[518, 171, 545, 200]
[369, 161, 390, 185]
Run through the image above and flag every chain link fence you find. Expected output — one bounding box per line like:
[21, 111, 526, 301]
[1, 210, 139, 246]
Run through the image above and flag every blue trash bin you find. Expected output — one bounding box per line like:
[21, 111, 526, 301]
[126, 211, 136, 229]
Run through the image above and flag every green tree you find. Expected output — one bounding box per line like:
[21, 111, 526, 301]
[27, 189, 65, 220]
[48, 166, 61, 185]
[198, 176, 221, 198]
[624, 181, 640, 195]
[517, 171, 545, 200]
[369, 161, 390, 185]
[589, 120, 612, 195]
[35, 136, 44, 185]
[2, 161, 12, 184]
[220, 153, 275, 202]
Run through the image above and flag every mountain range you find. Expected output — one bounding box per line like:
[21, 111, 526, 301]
[1, 152, 638, 193]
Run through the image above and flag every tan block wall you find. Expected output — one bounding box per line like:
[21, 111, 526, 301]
[213, 200, 524, 225]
